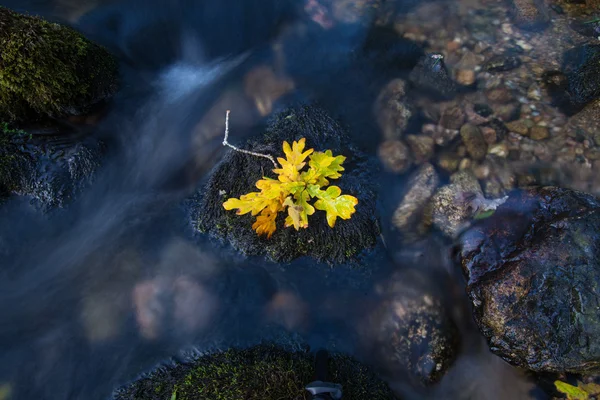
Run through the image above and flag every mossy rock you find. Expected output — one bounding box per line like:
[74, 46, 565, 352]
[0, 6, 118, 122]
[191, 104, 380, 264]
[114, 344, 398, 400]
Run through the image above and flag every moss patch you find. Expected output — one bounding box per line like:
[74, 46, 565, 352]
[114, 345, 397, 400]
[0, 6, 118, 121]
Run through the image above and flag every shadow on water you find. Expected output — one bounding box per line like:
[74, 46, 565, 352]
[0, 0, 547, 399]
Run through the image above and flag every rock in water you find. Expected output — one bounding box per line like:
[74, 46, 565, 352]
[509, 0, 549, 31]
[192, 104, 379, 264]
[458, 186, 600, 374]
[547, 45, 600, 115]
[409, 54, 458, 100]
[114, 344, 397, 400]
[0, 130, 103, 209]
[374, 79, 413, 141]
[0, 6, 118, 122]
[392, 163, 439, 240]
[362, 268, 460, 385]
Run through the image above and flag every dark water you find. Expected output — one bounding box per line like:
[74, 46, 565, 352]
[0, 1, 544, 399]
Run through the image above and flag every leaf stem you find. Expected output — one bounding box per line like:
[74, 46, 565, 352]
[222, 110, 279, 168]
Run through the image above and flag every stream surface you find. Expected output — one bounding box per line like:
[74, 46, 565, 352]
[0, 0, 591, 399]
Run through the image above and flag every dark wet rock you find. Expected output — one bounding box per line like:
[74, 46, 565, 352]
[457, 187, 600, 374]
[570, 18, 600, 38]
[409, 54, 458, 100]
[114, 343, 397, 400]
[483, 54, 522, 73]
[474, 103, 494, 118]
[439, 105, 466, 130]
[509, 0, 549, 31]
[374, 79, 413, 140]
[0, 7, 118, 122]
[363, 268, 460, 386]
[406, 134, 435, 164]
[460, 124, 488, 161]
[551, 44, 600, 115]
[392, 163, 439, 240]
[0, 129, 104, 209]
[192, 104, 379, 264]
[486, 118, 509, 141]
[378, 140, 412, 174]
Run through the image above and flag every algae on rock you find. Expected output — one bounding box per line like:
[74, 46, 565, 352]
[0, 6, 118, 121]
[114, 344, 398, 400]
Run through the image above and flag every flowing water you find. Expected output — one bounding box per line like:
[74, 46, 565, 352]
[0, 0, 593, 398]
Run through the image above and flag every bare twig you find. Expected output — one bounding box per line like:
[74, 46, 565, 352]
[222, 110, 278, 168]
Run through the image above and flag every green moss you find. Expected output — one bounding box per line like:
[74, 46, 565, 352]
[0, 6, 118, 121]
[116, 345, 397, 400]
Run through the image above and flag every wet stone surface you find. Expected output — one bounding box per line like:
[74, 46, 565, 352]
[458, 186, 600, 374]
[361, 268, 460, 386]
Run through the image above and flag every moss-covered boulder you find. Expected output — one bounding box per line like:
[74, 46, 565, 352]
[192, 104, 379, 264]
[0, 6, 118, 122]
[114, 344, 397, 400]
[0, 123, 103, 208]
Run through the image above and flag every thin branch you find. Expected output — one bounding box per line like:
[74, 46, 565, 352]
[222, 110, 278, 168]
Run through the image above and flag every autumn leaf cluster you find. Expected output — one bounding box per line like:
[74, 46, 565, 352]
[223, 138, 358, 238]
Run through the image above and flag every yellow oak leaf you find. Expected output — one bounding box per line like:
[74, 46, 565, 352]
[308, 150, 346, 186]
[252, 209, 278, 238]
[313, 185, 358, 228]
[273, 138, 313, 181]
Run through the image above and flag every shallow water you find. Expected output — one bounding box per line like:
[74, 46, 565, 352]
[1, 0, 596, 398]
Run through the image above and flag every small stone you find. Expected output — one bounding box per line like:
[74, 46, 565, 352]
[392, 163, 440, 237]
[488, 143, 509, 157]
[438, 157, 460, 177]
[510, 0, 549, 31]
[481, 127, 497, 144]
[494, 104, 520, 122]
[456, 51, 483, 70]
[473, 103, 494, 118]
[406, 135, 435, 163]
[459, 158, 472, 170]
[483, 54, 522, 72]
[515, 40, 533, 51]
[505, 120, 529, 136]
[585, 148, 600, 160]
[460, 124, 488, 161]
[527, 84, 542, 101]
[430, 171, 483, 237]
[378, 140, 413, 173]
[447, 40, 461, 52]
[529, 126, 549, 140]
[439, 105, 466, 130]
[375, 79, 413, 140]
[486, 87, 514, 104]
[456, 69, 476, 86]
